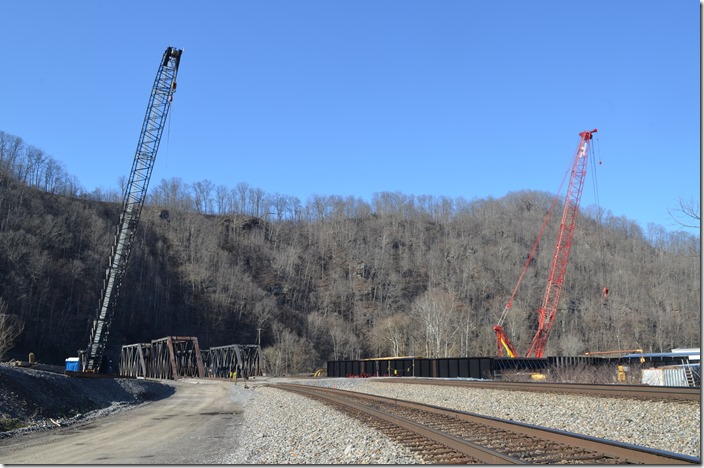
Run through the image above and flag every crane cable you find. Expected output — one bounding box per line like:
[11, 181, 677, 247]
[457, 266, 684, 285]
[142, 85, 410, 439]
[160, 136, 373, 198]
[590, 134, 609, 299]
[164, 79, 178, 172]
[496, 151, 573, 328]
[165, 97, 173, 171]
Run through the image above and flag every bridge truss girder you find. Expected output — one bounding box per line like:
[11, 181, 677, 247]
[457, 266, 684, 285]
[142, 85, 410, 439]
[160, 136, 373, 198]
[119, 338, 261, 380]
[201, 344, 262, 378]
[119, 336, 204, 380]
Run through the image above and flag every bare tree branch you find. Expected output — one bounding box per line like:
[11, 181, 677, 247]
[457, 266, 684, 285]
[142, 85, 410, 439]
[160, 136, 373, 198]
[0, 298, 24, 360]
[668, 197, 700, 229]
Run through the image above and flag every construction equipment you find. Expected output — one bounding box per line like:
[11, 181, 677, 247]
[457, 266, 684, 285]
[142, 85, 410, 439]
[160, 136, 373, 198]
[79, 47, 183, 372]
[494, 129, 598, 358]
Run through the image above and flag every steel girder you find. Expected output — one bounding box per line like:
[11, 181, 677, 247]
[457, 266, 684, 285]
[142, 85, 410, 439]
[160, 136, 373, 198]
[119, 338, 261, 380]
[119, 336, 204, 380]
[201, 344, 261, 378]
[119, 343, 151, 378]
[151, 336, 204, 379]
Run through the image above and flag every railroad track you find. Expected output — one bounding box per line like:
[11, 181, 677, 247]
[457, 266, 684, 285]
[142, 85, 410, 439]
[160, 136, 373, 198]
[275, 383, 700, 464]
[373, 378, 701, 402]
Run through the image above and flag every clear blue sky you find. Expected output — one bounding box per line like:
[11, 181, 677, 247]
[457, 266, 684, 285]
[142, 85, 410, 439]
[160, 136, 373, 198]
[1, 1, 699, 234]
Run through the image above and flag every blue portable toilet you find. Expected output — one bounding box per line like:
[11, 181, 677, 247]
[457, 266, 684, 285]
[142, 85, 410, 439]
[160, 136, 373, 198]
[65, 357, 80, 372]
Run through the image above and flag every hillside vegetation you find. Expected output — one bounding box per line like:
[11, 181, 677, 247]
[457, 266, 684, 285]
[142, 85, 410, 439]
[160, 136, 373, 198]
[0, 130, 700, 374]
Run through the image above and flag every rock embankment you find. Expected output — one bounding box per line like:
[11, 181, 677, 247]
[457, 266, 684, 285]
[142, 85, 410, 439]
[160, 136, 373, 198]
[0, 364, 174, 436]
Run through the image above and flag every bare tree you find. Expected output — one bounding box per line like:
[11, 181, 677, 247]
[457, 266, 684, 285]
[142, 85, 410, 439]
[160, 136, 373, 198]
[669, 197, 700, 229]
[215, 184, 230, 215]
[557, 332, 586, 355]
[0, 131, 23, 176]
[234, 182, 249, 215]
[0, 298, 24, 360]
[118, 175, 127, 201]
[192, 179, 215, 214]
[370, 313, 409, 357]
[263, 323, 318, 375]
[150, 177, 192, 210]
[410, 288, 460, 358]
[43, 159, 64, 193]
[268, 193, 290, 221]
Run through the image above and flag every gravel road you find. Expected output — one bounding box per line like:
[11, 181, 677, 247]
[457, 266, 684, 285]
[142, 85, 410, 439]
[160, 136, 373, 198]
[0, 365, 700, 464]
[0, 368, 421, 464]
[0, 377, 242, 464]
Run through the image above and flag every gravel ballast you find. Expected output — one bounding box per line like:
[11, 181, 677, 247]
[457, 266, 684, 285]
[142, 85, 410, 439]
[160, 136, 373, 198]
[1, 365, 700, 463]
[223, 383, 424, 464]
[224, 377, 700, 462]
[343, 379, 701, 457]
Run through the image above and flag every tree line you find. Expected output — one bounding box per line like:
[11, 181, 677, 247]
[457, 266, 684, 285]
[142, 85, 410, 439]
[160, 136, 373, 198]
[0, 130, 699, 375]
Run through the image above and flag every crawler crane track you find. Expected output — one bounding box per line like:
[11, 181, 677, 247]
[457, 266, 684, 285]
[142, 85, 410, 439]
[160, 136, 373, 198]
[275, 383, 699, 464]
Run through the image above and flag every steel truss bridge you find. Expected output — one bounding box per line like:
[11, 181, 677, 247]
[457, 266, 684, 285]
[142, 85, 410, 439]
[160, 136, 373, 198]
[119, 336, 261, 380]
[202, 344, 262, 379]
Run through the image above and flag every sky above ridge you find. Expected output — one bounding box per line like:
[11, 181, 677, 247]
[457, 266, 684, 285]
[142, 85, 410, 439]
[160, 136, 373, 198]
[1, 0, 699, 234]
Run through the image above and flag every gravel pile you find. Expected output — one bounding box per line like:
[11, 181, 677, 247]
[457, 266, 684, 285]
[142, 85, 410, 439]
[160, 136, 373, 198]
[0, 364, 175, 438]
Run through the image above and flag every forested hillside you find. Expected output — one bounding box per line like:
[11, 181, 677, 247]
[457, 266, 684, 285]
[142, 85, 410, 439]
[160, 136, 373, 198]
[0, 130, 700, 374]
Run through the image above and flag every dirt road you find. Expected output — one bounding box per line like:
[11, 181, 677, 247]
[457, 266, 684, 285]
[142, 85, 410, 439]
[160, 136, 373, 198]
[0, 379, 247, 464]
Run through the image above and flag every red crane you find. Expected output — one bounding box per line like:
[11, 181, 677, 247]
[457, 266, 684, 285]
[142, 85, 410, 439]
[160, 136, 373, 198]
[493, 129, 598, 358]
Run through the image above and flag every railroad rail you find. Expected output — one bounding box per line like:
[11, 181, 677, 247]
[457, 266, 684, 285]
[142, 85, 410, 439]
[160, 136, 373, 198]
[275, 383, 700, 464]
[372, 378, 701, 402]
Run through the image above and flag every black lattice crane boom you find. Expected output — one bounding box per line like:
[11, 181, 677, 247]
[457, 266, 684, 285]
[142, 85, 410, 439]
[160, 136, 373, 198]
[80, 47, 182, 372]
[494, 129, 597, 358]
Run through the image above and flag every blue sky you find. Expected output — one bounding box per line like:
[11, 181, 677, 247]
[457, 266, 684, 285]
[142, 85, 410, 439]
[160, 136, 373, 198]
[1, 1, 699, 234]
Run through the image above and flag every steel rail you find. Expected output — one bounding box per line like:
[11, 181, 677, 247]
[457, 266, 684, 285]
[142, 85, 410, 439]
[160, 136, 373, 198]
[373, 377, 701, 402]
[276, 383, 700, 464]
[277, 383, 519, 464]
